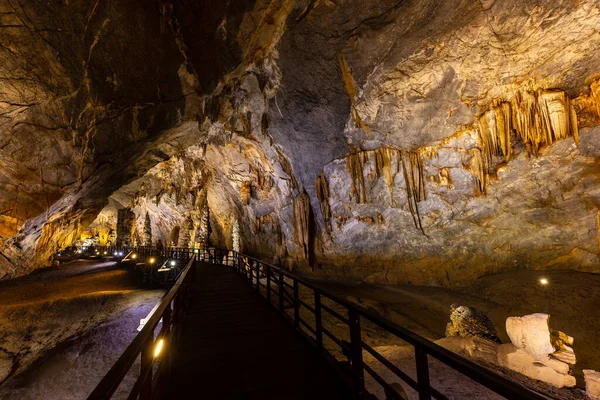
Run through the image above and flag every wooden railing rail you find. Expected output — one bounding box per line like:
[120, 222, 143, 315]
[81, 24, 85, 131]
[87, 255, 196, 400]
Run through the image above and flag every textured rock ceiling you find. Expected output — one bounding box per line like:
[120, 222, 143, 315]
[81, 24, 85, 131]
[1, 0, 600, 285]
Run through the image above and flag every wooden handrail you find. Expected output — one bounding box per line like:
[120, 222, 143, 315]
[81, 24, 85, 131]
[232, 252, 549, 400]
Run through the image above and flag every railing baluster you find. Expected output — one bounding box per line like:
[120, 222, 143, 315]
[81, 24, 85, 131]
[140, 337, 153, 400]
[293, 280, 300, 329]
[415, 347, 432, 400]
[314, 291, 323, 352]
[255, 262, 260, 291]
[348, 308, 365, 398]
[279, 270, 284, 313]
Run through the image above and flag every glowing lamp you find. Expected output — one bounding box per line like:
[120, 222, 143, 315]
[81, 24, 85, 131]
[194, 249, 199, 254]
[104, 251, 107, 255]
[132, 254, 137, 259]
[149, 258, 156, 264]
[539, 278, 549, 286]
[114, 252, 118, 256]
[170, 260, 176, 266]
[154, 338, 164, 358]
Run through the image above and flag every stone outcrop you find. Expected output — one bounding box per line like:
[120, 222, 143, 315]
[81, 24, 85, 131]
[445, 304, 501, 343]
[584, 370, 600, 400]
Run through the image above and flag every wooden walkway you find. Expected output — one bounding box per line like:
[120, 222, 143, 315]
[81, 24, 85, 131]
[165, 262, 350, 399]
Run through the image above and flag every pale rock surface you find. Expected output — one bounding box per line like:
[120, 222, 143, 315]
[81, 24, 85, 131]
[506, 313, 556, 359]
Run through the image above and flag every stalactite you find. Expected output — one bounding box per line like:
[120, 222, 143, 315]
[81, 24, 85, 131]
[469, 148, 489, 197]
[511, 89, 579, 157]
[401, 151, 426, 235]
[591, 79, 600, 118]
[338, 53, 371, 134]
[261, 113, 269, 137]
[315, 171, 332, 234]
[178, 215, 193, 247]
[346, 152, 367, 203]
[374, 147, 402, 202]
[478, 100, 512, 166]
[292, 189, 311, 261]
[240, 180, 251, 205]
[276, 148, 298, 190]
[143, 212, 152, 246]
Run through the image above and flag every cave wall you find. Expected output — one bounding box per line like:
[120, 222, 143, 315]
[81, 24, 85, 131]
[2, 0, 600, 285]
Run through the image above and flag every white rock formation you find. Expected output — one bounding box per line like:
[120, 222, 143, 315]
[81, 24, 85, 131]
[501, 313, 576, 388]
[584, 370, 600, 400]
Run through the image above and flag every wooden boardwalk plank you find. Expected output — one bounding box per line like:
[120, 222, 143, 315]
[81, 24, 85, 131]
[165, 262, 350, 399]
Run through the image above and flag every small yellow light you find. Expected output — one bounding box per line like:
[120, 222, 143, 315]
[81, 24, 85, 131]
[149, 258, 155, 264]
[104, 251, 107, 255]
[539, 278, 549, 285]
[154, 338, 164, 358]
[132, 254, 137, 259]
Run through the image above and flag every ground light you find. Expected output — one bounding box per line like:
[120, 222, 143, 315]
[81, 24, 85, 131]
[170, 260, 176, 266]
[132, 254, 137, 259]
[154, 338, 164, 358]
[539, 277, 549, 285]
[149, 258, 156, 264]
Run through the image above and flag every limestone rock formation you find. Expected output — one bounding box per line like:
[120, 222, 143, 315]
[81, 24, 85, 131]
[232, 219, 241, 253]
[445, 304, 501, 343]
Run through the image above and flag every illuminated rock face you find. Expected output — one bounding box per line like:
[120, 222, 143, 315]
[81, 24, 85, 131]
[2, 0, 600, 282]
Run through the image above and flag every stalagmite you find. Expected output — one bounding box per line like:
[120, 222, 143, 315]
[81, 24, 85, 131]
[116, 208, 136, 247]
[241, 181, 251, 205]
[178, 215, 194, 248]
[315, 172, 332, 234]
[195, 203, 211, 247]
[143, 212, 152, 246]
[232, 219, 241, 253]
[108, 228, 116, 246]
[292, 189, 311, 261]
[168, 226, 180, 247]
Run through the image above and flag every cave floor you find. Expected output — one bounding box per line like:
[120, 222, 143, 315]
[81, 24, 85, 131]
[307, 268, 599, 398]
[0, 260, 164, 399]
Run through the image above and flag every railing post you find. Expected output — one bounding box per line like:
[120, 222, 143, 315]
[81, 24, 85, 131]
[293, 280, 300, 329]
[415, 347, 432, 400]
[279, 270, 284, 313]
[255, 262, 260, 291]
[314, 291, 323, 352]
[348, 308, 365, 399]
[140, 337, 154, 400]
